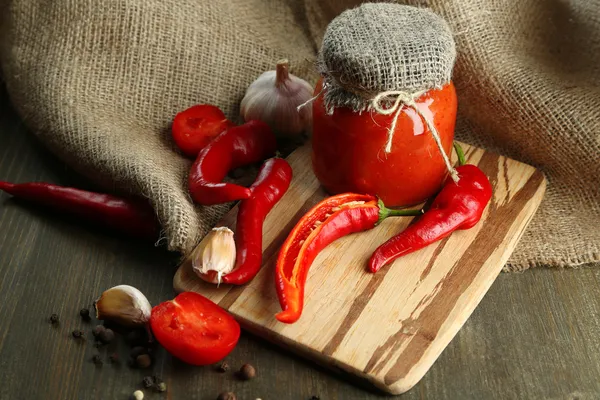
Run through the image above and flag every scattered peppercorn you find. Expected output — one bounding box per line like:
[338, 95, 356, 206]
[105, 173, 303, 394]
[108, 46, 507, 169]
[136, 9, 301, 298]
[155, 382, 167, 393]
[79, 308, 91, 321]
[108, 353, 119, 363]
[126, 329, 141, 343]
[310, 396, 320, 400]
[130, 346, 147, 359]
[92, 355, 103, 365]
[136, 354, 152, 369]
[98, 328, 115, 344]
[142, 376, 154, 388]
[71, 329, 84, 339]
[152, 375, 162, 383]
[49, 314, 59, 324]
[131, 390, 144, 400]
[217, 392, 236, 400]
[239, 363, 256, 380]
[126, 329, 150, 346]
[217, 362, 230, 372]
[92, 325, 106, 337]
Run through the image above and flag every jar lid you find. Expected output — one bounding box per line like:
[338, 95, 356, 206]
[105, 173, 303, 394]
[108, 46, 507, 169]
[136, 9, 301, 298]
[319, 3, 456, 112]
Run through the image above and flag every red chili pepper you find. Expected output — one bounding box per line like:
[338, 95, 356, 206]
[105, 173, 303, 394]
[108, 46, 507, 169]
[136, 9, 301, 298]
[188, 120, 277, 205]
[0, 181, 158, 239]
[221, 157, 293, 285]
[368, 144, 493, 273]
[275, 193, 421, 323]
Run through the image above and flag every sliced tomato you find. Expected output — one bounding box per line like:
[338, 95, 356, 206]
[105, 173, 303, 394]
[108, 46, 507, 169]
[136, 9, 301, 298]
[172, 104, 234, 157]
[150, 292, 240, 365]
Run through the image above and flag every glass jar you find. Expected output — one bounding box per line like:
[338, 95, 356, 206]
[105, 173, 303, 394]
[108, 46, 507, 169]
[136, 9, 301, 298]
[312, 79, 457, 207]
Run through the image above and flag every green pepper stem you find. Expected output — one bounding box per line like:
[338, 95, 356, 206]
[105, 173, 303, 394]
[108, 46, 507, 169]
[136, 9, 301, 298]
[378, 199, 423, 224]
[453, 142, 466, 166]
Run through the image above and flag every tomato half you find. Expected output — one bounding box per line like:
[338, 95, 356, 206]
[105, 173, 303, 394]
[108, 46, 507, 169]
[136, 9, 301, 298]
[172, 104, 234, 157]
[150, 292, 240, 365]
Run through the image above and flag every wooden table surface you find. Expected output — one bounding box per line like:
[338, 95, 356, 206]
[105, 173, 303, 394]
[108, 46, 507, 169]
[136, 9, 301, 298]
[1, 85, 599, 400]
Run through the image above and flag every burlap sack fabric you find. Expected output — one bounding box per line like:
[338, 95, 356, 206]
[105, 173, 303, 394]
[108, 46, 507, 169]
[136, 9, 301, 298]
[1, 0, 598, 271]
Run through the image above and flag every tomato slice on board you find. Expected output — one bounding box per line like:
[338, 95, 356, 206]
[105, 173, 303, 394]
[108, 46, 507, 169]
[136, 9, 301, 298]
[172, 104, 234, 157]
[150, 292, 240, 365]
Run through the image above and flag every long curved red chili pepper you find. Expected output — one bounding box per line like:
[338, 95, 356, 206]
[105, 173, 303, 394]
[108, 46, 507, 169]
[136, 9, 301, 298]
[275, 193, 421, 324]
[222, 157, 293, 285]
[188, 120, 277, 205]
[368, 144, 492, 273]
[0, 181, 158, 239]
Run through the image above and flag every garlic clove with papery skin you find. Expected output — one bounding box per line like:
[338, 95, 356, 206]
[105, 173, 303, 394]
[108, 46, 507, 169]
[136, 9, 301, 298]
[192, 226, 236, 285]
[94, 285, 152, 327]
[240, 59, 314, 138]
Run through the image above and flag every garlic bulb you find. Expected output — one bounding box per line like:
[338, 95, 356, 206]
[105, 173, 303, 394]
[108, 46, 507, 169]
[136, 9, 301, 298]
[240, 59, 314, 137]
[94, 285, 152, 327]
[192, 226, 236, 285]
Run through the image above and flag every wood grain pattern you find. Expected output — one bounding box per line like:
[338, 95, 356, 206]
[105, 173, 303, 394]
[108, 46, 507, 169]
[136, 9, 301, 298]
[174, 142, 547, 394]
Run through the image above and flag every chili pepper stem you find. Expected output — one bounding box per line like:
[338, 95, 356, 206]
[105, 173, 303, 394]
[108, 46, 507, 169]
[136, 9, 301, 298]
[453, 142, 466, 166]
[377, 199, 423, 224]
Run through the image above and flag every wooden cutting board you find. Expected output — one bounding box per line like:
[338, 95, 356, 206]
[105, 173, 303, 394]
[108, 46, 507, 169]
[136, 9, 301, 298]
[173, 142, 546, 395]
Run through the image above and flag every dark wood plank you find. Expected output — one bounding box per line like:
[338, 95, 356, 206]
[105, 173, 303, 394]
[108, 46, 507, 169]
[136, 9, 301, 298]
[1, 84, 599, 400]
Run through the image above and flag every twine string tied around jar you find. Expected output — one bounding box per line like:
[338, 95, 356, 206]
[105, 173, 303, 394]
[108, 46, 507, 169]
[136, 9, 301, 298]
[371, 90, 459, 183]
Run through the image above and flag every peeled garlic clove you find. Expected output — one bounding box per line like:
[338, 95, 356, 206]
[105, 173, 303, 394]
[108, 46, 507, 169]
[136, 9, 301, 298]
[192, 227, 236, 285]
[94, 285, 151, 327]
[240, 59, 314, 137]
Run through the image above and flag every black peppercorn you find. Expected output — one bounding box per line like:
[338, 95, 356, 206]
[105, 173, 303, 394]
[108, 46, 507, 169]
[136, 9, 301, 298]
[130, 346, 147, 359]
[217, 362, 230, 372]
[126, 329, 148, 345]
[92, 355, 103, 365]
[217, 392, 236, 400]
[310, 396, 321, 400]
[72, 329, 84, 339]
[239, 363, 256, 380]
[79, 308, 91, 321]
[92, 325, 105, 337]
[49, 314, 59, 324]
[98, 328, 115, 343]
[125, 329, 142, 343]
[142, 376, 154, 388]
[136, 354, 152, 369]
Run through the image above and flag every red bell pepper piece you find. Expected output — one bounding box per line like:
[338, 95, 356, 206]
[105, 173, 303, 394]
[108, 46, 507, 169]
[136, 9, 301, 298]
[275, 193, 421, 324]
[222, 157, 293, 285]
[368, 143, 493, 273]
[0, 181, 159, 239]
[188, 120, 277, 205]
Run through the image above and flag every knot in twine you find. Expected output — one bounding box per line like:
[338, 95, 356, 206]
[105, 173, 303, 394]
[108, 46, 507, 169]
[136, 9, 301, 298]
[371, 90, 459, 183]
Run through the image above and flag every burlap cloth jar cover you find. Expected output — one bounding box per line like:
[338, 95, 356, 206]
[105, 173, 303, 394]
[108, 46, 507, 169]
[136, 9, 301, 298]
[0, 0, 598, 271]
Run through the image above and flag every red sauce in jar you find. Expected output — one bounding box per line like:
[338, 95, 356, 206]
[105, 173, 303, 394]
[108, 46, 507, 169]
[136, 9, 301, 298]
[312, 79, 457, 206]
